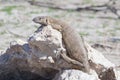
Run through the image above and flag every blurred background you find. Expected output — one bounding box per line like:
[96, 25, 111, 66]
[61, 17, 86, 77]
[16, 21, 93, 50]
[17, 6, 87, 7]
[0, 0, 120, 68]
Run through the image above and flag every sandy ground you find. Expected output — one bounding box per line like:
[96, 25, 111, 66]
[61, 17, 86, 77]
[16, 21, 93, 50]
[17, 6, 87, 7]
[0, 1, 120, 71]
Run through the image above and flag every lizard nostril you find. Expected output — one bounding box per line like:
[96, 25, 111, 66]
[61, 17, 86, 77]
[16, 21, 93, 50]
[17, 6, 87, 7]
[32, 18, 36, 22]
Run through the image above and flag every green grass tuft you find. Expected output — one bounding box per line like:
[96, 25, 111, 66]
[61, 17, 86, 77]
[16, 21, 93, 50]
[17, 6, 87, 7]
[1, 6, 18, 14]
[79, 32, 89, 36]
[0, 22, 3, 27]
[0, 31, 6, 35]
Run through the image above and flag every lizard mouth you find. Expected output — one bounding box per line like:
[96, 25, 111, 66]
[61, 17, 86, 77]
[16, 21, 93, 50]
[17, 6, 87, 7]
[32, 18, 47, 26]
[32, 18, 39, 23]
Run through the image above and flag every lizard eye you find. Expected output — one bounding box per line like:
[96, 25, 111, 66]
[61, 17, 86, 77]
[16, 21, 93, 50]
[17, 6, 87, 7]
[46, 19, 48, 23]
[39, 18, 41, 20]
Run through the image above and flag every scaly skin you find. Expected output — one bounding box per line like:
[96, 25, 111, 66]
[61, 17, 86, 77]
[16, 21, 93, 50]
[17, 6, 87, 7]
[33, 16, 90, 73]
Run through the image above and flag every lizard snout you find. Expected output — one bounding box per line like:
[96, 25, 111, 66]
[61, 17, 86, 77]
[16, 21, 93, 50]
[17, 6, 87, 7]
[33, 16, 48, 26]
[32, 17, 39, 23]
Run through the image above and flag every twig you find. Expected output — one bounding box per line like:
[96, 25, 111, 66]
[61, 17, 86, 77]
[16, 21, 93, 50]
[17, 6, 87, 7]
[28, 0, 120, 19]
[91, 43, 114, 49]
[6, 29, 26, 38]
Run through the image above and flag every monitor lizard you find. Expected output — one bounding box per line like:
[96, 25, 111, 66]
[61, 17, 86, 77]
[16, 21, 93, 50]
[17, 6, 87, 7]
[33, 16, 90, 73]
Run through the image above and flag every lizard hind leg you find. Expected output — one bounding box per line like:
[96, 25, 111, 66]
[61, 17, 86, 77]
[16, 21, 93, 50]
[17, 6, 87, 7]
[60, 50, 84, 69]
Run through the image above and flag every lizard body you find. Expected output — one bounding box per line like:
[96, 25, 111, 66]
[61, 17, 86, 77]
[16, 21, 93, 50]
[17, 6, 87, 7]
[33, 16, 90, 73]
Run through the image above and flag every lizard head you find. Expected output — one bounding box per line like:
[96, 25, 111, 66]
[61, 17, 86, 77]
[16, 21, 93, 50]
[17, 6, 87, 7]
[33, 16, 63, 32]
[33, 16, 50, 26]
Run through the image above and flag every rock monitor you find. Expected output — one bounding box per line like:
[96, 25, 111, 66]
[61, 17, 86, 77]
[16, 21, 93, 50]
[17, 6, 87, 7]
[33, 16, 90, 73]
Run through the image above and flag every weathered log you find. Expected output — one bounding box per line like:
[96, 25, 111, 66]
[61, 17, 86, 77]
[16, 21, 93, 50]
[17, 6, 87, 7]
[85, 42, 116, 80]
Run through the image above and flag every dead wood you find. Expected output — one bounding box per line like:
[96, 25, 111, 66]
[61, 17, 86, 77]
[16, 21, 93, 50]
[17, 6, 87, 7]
[28, 0, 120, 19]
[91, 43, 113, 49]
